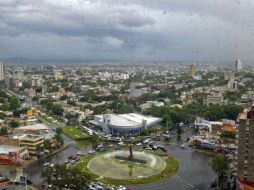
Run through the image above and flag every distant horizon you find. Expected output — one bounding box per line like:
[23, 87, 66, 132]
[1, 56, 250, 66]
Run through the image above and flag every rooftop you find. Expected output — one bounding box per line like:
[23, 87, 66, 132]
[13, 133, 43, 141]
[95, 113, 162, 128]
[15, 123, 50, 131]
[0, 145, 25, 155]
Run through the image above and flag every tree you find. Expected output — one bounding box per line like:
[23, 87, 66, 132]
[0, 112, 6, 120]
[0, 127, 8, 135]
[41, 164, 90, 189]
[44, 140, 52, 150]
[0, 103, 10, 111]
[211, 155, 229, 187]
[55, 134, 64, 146]
[51, 104, 64, 116]
[176, 125, 183, 140]
[220, 131, 235, 139]
[56, 127, 63, 135]
[9, 97, 20, 110]
[59, 95, 68, 101]
[90, 134, 100, 148]
[32, 96, 39, 101]
[9, 120, 19, 128]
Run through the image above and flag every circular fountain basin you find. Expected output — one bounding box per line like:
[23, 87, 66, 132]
[87, 151, 166, 179]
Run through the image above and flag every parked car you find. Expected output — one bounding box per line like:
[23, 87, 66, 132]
[43, 162, 50, 167]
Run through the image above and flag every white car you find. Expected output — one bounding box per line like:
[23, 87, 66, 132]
[136, 142, 142, 146]
[43, 162, 50, 167]
[117, 186, 127, 190]
[76, 151, 82, 155]
[88, 150, 95, 154]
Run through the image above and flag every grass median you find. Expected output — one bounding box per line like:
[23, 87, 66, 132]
[62, 126, 92, 147]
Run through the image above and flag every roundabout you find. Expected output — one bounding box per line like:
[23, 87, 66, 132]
[76, 149, 179, 185]
[87, 151, 167, 179]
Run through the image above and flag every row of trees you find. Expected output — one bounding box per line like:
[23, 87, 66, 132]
[147, 103, 243, 127]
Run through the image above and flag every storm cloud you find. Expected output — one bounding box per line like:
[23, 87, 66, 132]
[0, 0, 254, 62]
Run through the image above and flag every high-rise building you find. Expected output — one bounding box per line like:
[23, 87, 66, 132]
[130, 82, 146, 97]
[235, 59, 243, 72]
[236, 107, 254, 183]
[228, 80, 238, 91]
[188, 64, 197, 77]
[0, 60, 5, 81]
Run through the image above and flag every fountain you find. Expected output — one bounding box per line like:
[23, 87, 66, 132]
[114, 144, 147, 164]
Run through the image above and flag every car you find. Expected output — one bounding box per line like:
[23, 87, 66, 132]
[136, 142, 142, 146]
[64, 159, 69, 164]
[117, 185, 127, 190]
[76, 151, 82, 156]
[89, 183, 104, 190]
[162, 134, 170, 138]
[181, 144, 185, 149]
[50, 163, 55, 167]
[152, 145, 158, 150]
[88, 150, 95, 154]
[43, 162, 50, 167]
[70, 160, 76, 164]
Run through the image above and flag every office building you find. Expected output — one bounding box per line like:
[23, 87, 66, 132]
[236, 107, 254, 184]
[235, 59, 243, 72]
[188, 64, 197, 77]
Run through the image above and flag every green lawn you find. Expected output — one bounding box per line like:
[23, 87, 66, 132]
[62, 126, 92, 147]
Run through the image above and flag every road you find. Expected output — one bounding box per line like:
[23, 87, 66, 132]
[128, 131, 216, 190]
[24, 130, 215, 190]
[2, 112, 216, 190]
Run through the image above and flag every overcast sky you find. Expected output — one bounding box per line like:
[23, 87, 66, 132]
[0, 0, 254, 62]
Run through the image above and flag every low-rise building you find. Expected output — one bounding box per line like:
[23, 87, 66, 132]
[204, 93, 224, 106]
[90, 113, 162, 136]
[13, 134, 44, 154]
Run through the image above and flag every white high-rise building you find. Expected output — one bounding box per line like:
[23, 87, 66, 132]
[235, 59, 242, 72]
[0, 60, 5, 81]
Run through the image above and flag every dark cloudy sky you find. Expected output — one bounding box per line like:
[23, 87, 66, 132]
[0, 0, 254, 62]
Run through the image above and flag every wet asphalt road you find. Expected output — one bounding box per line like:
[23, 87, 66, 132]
[4, 129, 215, 190]
[128, 139, 216, 190]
